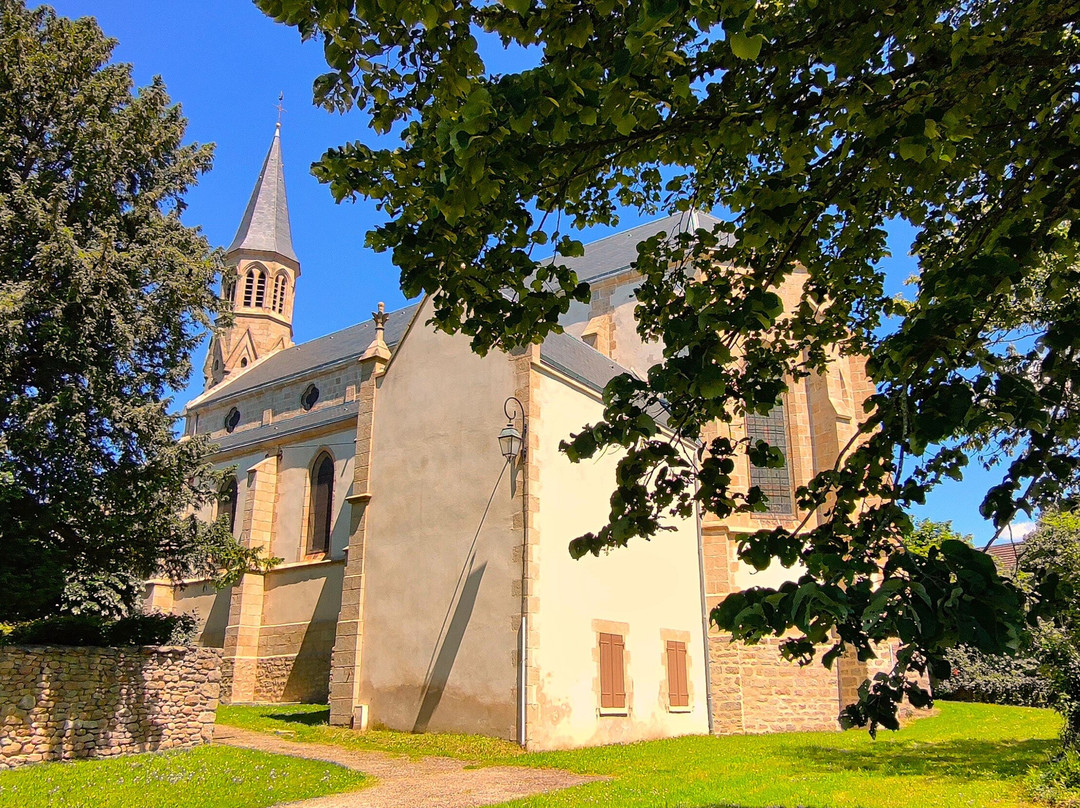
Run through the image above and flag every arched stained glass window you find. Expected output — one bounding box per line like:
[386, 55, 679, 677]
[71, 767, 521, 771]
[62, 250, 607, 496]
[745, 400, 794, 515]
[308, 452, 334, 554]
[220, 478, 238, 534]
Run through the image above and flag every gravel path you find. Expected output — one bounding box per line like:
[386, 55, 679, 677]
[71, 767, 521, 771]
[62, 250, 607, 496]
[214, 726, 602, 808]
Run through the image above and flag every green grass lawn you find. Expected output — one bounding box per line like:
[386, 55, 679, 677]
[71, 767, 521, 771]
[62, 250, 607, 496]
[221, 701, 1063, 808]
[0, 743, 368, 808]
[218, 702, 524, 760]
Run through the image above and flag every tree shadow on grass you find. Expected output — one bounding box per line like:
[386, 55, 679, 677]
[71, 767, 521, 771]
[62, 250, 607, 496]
[261, 708, 331, 727]
[776, 737, 1057, 780]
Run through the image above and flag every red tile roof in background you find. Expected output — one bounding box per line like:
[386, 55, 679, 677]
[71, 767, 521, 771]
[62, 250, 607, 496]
[986, 542, 1024, 573]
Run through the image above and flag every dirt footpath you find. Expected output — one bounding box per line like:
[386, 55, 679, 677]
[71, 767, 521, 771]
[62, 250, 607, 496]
[213, 725, 602, 808]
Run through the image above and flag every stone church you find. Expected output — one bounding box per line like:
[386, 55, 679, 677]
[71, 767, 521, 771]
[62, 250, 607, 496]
[144, 125, 888, 750]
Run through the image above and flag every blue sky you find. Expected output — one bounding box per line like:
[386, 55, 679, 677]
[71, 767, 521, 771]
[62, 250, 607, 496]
[52, 1, 1024, 544]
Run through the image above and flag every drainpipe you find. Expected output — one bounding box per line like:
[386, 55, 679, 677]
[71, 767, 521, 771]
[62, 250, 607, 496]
[695, 500, 715, 734]
[518, 448, 529, 748]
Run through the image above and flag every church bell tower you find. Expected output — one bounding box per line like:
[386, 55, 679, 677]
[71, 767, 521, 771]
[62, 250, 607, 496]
[205, 123, 299, 388]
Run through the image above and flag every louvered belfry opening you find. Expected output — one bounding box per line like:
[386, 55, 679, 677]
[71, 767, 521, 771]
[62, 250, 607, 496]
[273, 273, 287, 313]
[253, 270, 267, 308]
[242, 269, 256, 307]
[309, 452, 334, 554]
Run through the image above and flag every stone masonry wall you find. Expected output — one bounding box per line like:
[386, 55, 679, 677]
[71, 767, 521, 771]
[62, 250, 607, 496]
[254, 619, 336, 703]
[709, 633, 842, 735]
[0, 646, 221, 769]
[838, 641, 899, 709]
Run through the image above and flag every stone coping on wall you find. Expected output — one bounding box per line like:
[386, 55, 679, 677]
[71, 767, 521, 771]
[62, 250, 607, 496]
[0, 645, 222, 769]
[146, 555, 346, 587]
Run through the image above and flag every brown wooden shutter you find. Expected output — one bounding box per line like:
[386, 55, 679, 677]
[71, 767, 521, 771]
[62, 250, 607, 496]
[599, 632, 626, 710]
[611, 634, 626, 708]
[599, 633, 613, 708]
[667, 640, 689, 708]
[676, 642, 689, 706]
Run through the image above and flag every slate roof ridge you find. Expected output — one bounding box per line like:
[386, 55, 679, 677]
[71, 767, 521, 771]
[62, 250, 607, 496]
[541, 209, 727, 283]
[569, 209, 709, 253]
[226, 123, 298, 263]
[190, 300, 421, 408]
[538, 330, 672, 427]
[193, 210, 727, 412]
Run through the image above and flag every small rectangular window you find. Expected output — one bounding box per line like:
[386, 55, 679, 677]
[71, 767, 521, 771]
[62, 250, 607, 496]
[599, 632, 626, 711]
[666, 640, 689, 709]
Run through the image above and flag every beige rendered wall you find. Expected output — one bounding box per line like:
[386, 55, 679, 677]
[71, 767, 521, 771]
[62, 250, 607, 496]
[355, 304, 522, 739]
[559, 269, 663, 377]
[256, 560, 344, 703]
[159, 423, 353, 703]
[528, 367, 710, 750]
[173, 582, 232, 648]
[192, 363, 364, 459]
[268, 428, 355, 563]
[212, 448, 264, 538]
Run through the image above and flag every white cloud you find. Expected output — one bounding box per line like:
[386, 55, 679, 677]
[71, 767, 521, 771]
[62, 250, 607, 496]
[1005, 520, 1036, 541]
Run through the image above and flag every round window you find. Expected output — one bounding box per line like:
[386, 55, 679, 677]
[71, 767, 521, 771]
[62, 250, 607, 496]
[224, 407, 240, 433]
[300, 384, 320, 412]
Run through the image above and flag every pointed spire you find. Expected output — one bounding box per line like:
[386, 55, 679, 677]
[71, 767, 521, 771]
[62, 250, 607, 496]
[227, 123, 298, 263]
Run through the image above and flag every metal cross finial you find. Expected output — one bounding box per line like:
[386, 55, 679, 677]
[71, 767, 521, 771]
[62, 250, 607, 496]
[276, 92, 286, 127]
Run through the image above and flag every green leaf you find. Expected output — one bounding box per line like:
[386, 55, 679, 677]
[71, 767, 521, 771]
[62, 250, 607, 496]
[728, 32, 765, 60]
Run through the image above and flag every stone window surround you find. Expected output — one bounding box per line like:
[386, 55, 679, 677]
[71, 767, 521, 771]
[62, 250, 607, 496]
[659, 628, 694, 713]
[300, 446, 339, 562]
[242, 262, 269, 309]
[591, 618, 631, 717]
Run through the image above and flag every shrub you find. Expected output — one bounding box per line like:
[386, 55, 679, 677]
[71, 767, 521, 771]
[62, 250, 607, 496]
[108, 612, 198, 646]
[5, 614, 108, 646]
[936, 644, 1052, 708]
[1026, 750, 1080, 807]
[1, 612, 197, 647]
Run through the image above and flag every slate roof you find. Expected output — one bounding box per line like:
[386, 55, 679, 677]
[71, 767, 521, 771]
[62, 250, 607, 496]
[540, 331, 631, 392]
[211, 400, 360, 454]
[196, 303, 420, 406]
[226, 124, 297, 263]
[548, 210, 727, 282]
[539, 331, 671, 427]
[197, 211, 726, 410]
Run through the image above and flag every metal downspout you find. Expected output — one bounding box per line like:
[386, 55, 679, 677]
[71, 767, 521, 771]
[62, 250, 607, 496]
[518, 450, 529, 748]
[695, 501, 715, 735]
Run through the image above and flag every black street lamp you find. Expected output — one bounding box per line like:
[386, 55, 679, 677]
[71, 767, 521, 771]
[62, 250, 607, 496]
[499, 396, 526, 462]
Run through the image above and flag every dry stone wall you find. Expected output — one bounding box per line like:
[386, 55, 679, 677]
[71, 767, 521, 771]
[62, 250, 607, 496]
[0, 646, 221, 769]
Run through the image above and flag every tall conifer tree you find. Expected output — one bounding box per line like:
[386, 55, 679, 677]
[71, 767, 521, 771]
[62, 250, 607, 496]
[0, 2, 257, 619]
